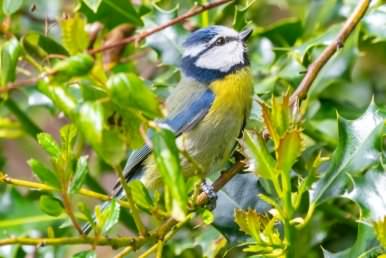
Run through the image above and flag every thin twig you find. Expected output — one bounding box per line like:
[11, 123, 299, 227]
[289, 0, 371, 105]
[88, 0, 233, 54]
[0, 236, 145, 247]
[0, 173, 132, 209]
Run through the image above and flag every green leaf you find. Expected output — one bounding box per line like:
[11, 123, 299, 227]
[72, 250, 96, 258]
[52, 53, 94, 82]
[346, 168, 386, 220]
[59, 14, 89, 54]
[2, 0, 23, 16]
[69, 155, 89, 194]
[0, 37, 22, 86]
[37, 133, 60, 159]
[97, 129, 127, 166]
[362, 6, 386, 42]
[276, 129, 302, 175]
[79, 0, 143, 29]
[107, 73, 161, 118]
[78, 101, 103, 146]
[310, 101, 385, 205]
[82, 0, 102, 13]
[322, 223, 378, 258]
[242, 131, 275, 179]
[257, 18, 303, 46]
[21, 32, 69, 61]
[96, 199, 120, 234]
[152, 127, 187, 220]
[39, 195, 64, 217]
[27, 159, 60, 189]
[234, 209, 269, 241]
[129, 180, 153, 210]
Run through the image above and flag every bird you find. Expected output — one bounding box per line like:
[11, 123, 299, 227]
[82, 25, 254, 234]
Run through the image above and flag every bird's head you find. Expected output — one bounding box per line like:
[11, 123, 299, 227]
[181, 25, 252, 84]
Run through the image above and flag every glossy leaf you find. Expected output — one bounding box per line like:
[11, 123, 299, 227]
[152, 127, 187, 220]
[37, 133, 60, 159]
[242, 131, 275, 179]
[79, 0, 143, 29]
[311, 102, 385, 205]
[97, 129, 127, 166]
[82, 0, 102, 13]
[69, 155, 89, 194]
[107, 73, 161, 118]
[0, 38, 22, 86]
[346, 168, 386, 220]
[129, 180, 153, 210]
[39, 195, 64, 217]
[27, 159, 60, 189]
[78, 101, 103, 146]
[96, 199, 120, 234]
[52, 53, 94, 82]
[2, 0, 23, 15]
[21, 32, 69, 61]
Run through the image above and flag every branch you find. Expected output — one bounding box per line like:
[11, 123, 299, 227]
[0, 173, 132, 210]
[289, 0, 371, 105]
[0, 236, 146, 247]
[88, 0, 233, 54]
[1, 0, 232, 95]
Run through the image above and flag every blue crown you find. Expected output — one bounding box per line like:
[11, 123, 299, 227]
[183, 26, 222, 47]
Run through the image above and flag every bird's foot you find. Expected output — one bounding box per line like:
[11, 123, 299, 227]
[200, 180, 217, 210]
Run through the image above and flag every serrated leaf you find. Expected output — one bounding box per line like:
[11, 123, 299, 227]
[129, 180, 153, 210]
[27, 159, 60, 189]
[60, 14, 89, 55]
[0, 37, 22, 86]
[39, 195, 64, 217]
[346, 168, 386, 220]
[82, 0, 102, 13]
[2, 0, 23, 15]
[242, 131, 275, 179]
[37, 133, 60, 159]
[107, 73, 161, 118]
[72, 250, 96, 258]
[277, 129, 302, 175]
[69, 155, 89, 194]
[234, 209, 269, 241]
[311, 101, 385, 205]
[78, 101, 103, 146]
[152, 127, 187, 220]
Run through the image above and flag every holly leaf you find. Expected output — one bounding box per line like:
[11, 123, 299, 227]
[310, 101, 385, 205]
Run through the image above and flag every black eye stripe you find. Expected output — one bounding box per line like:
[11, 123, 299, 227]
[208, 36, 238, 49]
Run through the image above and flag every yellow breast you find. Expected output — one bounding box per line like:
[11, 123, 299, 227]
[208, 67, 254, 122]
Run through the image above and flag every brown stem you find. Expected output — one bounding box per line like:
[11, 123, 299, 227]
[88, 0, 233, 54]
[62, 192, 84, 235]
[289, 0, 371, 105]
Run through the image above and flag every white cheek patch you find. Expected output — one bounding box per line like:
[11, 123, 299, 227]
[194, 41, 244, 72]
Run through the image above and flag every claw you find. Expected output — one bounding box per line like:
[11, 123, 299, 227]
[200, 180, 217, 209]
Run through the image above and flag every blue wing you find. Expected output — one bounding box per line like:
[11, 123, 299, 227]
[115, 88, 215, 187]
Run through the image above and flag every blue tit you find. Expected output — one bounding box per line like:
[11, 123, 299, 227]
[82, 25, 253, 233]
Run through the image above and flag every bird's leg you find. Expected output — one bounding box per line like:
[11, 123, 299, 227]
[200, 180, 217, 210]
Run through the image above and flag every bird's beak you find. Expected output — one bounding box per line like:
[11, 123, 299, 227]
[240, 28, 253, 42]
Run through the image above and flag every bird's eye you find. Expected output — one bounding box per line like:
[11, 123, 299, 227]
[214, 37, 226, 46]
